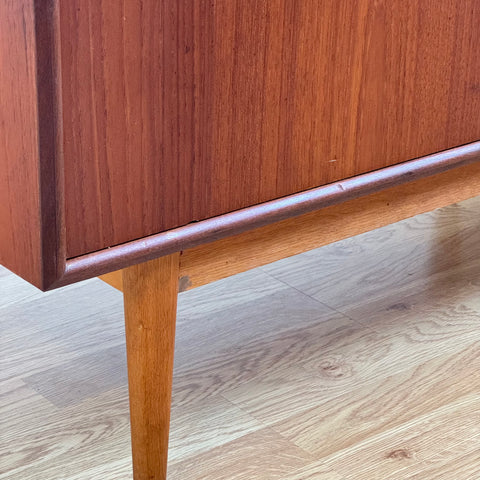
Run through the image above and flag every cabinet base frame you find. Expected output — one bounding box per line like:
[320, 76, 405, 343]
[105, 161, 480, 479]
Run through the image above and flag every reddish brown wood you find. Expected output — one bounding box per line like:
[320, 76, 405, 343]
[51, 142, 480, 289]
[60, 0, 480, 258]
[100, 160, 480, 295]
[0, 0, 43, 287]
[2, 1, 480, 290]
[0, 0, 62, 290]
[34, 0, 65, 287]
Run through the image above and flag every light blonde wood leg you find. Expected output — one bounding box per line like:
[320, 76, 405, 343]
[122, 253, 180, 480]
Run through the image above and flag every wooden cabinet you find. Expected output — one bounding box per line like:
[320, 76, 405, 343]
[1, 0, 480, 290]
[2, 1, 480, 479]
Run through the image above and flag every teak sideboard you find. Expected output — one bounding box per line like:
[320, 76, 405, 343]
[2, 1, 480, 479]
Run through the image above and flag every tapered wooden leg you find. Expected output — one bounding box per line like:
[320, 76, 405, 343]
[122, 253, 180, 480]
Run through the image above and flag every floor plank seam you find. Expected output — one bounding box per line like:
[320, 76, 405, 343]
[258, 266, 359, 323]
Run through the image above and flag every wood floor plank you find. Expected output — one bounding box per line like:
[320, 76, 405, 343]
[0, 267, 44, 309]
[167, 428, 315, 480]
[171, 312, 354, 407]
[0, 279, 124, 383]
[63, 459, 133, 480]
[340, 250, 480, 324]
[222, 300, 480, 427]
[261, 199, 480, 314]
[268, 343, 480, 459]
[168, 396, 264, 463]
[0, 387, 131, 480]
[22, 344, 128, 408]
[283, 461, 346, 480]
[176, 268, 293, 320]
[174, 279, 341, 370]
[405, 442, 480, 480]
[0, 378, 57, 453]
[337, 270, 480, 328]
[322, 392, 480, 479]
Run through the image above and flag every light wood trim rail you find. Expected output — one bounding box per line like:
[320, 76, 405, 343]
[101, 161, 480, 293]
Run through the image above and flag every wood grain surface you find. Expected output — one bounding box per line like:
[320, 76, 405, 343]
[100, 160, 480, 293]
[178, 160, 480, 291]
[1, 196, 480, 479]
[66, 145, 480, 289]
[122, 254, 180, 480]
[0, 0, 42, 286]
[2, 0, 480, 289]
[61, 0, 480, 257]
[0, 0, 63, 290]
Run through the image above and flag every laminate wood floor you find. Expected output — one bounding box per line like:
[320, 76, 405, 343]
[1, 197, 480, 479]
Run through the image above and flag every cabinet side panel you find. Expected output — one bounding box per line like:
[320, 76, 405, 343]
[0, 0, 43, 287]
[62, 1, 480, 258]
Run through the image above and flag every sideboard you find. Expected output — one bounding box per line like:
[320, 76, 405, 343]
[1, 1, 480, 479]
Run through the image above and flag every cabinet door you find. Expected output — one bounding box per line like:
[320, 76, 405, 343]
[61, 1, 480, 258]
